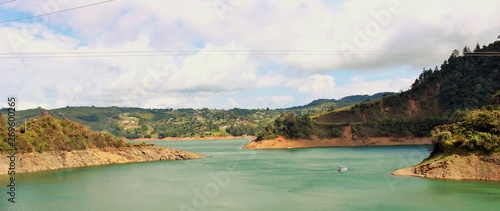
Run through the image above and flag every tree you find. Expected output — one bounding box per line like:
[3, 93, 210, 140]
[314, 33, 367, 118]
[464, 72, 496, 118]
[463, 46, 471, 56]
[260, 113, 313, 139]
[474, 43, 481, 52]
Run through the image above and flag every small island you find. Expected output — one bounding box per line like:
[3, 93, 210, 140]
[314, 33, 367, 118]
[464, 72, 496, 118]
[392, 108, 500, 181]
[0, 114, 203, 175]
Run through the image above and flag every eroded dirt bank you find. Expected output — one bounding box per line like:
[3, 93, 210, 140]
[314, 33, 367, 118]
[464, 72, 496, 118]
[392, 153, 500, 181]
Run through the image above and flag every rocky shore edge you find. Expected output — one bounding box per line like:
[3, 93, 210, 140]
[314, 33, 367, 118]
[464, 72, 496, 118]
[391, 153, 500, 181]
[0, 146, 203, 175]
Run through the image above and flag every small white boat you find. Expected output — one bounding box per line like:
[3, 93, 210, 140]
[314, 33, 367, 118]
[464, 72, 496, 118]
[338, 165, 348, 172]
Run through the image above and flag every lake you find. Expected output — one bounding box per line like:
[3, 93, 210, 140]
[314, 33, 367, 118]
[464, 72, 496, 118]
[1, 139, 499, 210]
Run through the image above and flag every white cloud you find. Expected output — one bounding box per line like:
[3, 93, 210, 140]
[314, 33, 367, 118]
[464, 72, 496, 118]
[297, 74, 336, 98]
[271, 96, 295, 108]
[228, 98, 239, 107]
[1, 0, 499, 109]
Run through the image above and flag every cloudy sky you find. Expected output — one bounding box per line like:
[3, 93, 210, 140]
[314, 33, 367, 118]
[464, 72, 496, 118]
[1, 0, 499, 110]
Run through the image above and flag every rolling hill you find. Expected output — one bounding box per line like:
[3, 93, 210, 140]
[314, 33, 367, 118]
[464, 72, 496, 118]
[1, 93, 390, 139]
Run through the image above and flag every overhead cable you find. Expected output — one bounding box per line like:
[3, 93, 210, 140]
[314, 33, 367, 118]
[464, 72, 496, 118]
[0, 0, 114, 24]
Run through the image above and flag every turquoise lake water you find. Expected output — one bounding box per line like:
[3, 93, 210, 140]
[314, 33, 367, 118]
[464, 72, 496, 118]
[1, 139, 499, 210]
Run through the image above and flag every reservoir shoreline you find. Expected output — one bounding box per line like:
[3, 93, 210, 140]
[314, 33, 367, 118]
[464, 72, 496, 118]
[243, 135, 432, 149]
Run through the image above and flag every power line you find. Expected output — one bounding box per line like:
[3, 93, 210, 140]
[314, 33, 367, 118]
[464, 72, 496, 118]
[0, 50, 451, 58]
[0, 50, 450, 55]
[0, 0, 114, 24]
[0, 0, 16, 6]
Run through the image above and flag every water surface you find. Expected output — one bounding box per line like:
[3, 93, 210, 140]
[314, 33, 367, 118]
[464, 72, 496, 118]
[1, 139, 499, 210]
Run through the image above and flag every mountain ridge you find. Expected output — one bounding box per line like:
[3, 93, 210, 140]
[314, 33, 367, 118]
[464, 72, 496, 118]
[1, 92, 391, 139]
[282, 92, 396, 110]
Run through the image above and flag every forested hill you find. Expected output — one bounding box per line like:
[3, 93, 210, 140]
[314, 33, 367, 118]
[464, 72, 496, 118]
[315, 41, 500, 125]
[256, 40, 500, 140]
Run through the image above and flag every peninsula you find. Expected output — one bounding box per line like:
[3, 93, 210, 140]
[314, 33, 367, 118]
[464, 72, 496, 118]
[392, 108, 500, 181]
[0, 114, 202, 175]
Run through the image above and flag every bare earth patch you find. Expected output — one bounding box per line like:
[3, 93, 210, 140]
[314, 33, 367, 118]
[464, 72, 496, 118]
[392, 153, 500, 181]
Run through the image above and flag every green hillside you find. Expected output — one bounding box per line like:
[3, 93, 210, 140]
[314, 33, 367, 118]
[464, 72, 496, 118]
[259, 41, 500, 140]
[325, 42, 499, 123]
[1, 93, 389, 139]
